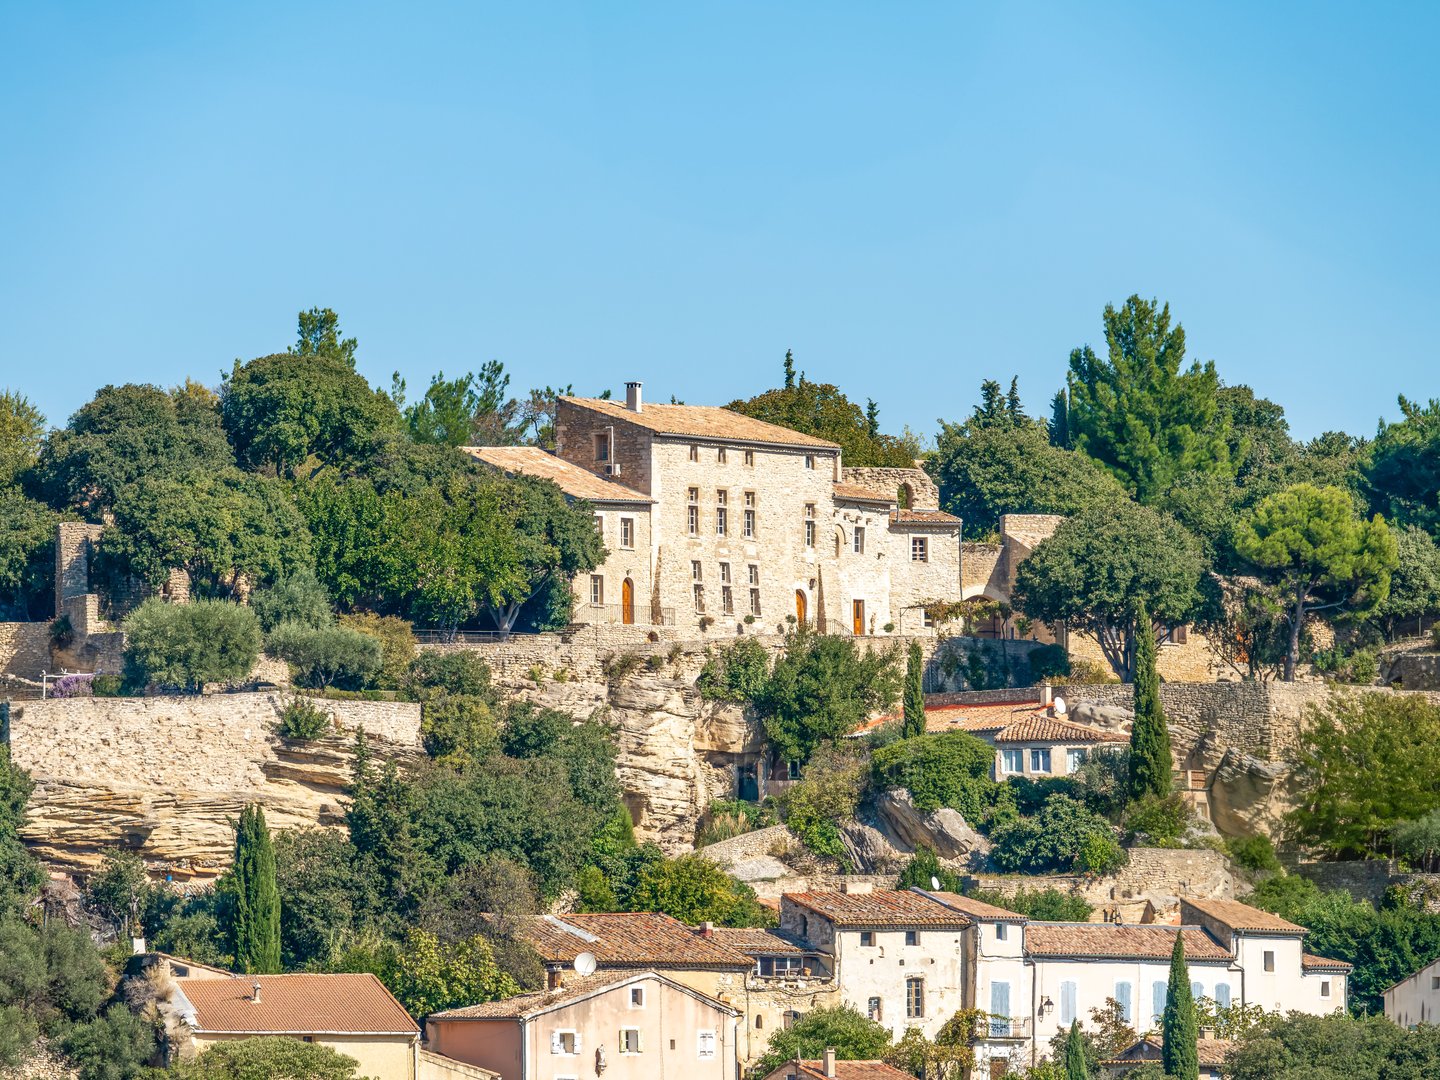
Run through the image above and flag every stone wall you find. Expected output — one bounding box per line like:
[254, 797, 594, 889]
[841, 466, 938, 510]
[6, 692, 421, 879]
[0, 622, 50, 681]
[961, 542, 1004, 600]
[55, 522, 104, 619]
[1387, 648, 1440, 691]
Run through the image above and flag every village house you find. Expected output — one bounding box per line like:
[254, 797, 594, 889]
[759, 1050, 914, 1080]
[465, 382, 960, 636]
[170, 972, 423, 1079]
[1102, 1035, 1234, 1079]
[1383, 955, 1440, 1028]
[425, 970, 739, 1080]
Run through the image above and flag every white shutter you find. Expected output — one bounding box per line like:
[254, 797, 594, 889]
[573, 1031, 583, 1054]
[551, 1030, 563, 1054]
[698, 1029, 716, 1059]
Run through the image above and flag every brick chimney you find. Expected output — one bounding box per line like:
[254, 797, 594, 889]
[625, 381, 643, 413]
[823, 1047, 837, 1078]
[699, 921, 715, 939]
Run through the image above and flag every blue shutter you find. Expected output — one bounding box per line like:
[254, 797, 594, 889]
[1216, 983, 1231, 1008]
[1152, 982, 1167, 1024]
[990, 982, 1011, 1036]
[1115, 982, 1133, 1024]
[1060, 981, 1077, 1025]
[1192, 980, 1204, 1002]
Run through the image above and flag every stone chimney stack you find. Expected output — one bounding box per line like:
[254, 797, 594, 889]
[699, 921, 715, 939]
[547, 968, 563, 991]
[250, 981, 262, 1004]
[625, 381, 643, 413]
[823, 1047, 837, 1078]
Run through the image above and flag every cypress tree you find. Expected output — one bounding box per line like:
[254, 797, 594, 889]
[1063, 1019, 1089, 1080]
[1127, 601, 1173, 801]
[902, 641, 926, 739]
[232, 803, 281, 974]
[1161, 932, 1199, 1080]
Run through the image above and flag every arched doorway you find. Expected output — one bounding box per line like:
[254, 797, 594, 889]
[795, 590, 808, 624]
[621, 578, 635, 625]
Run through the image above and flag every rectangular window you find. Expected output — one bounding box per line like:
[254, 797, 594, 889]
[1060, 980, 1077, 1025]
[996, 923, 1008, 941]
[717, 447, 727, 464]
[594, 514, 604, 535]
[630, 986, 645, 1008]
[1215, 983, 1231, 1008]
[719, 562, 731, 583]
[867, 997, 882, 1021]
[1001, 749, 1023, 774]
[589, 576, 604, 606]
[697, 1029, 716, 1059]
[1263, 950, 1276, 972]
[988, 982, 1009, 1035]
[619, 517, 634, 549]
[912, 536, 928, 562]
[689, 445, 699, 462]
[804, 455, 815, 470]
[1115, 982, 1133, 1024]
[692, 561, 703, 581]
[553, 1030, 578, 1055]
[716, 507, 728, 536]
[744, 450, 754, 466]
[1030, 748, 1052, 773]
[756, 956, 802, 976]
[744, 492, 757, 539]
[1066, 747, 1088, 773]
[722, 586, 734, 614]
[859, 931, 874, 947]
[594, 433, 610, 462]
[1191, 980, 1204, 1002]
[750, 589, 762, 616]
[906, 977, 924, 1019]
[688, 506, 699, 534]
[748, 564, 760, 585]
[905, 930, 919, 946]
[804, 504, 816, 548]
[853, 527, 865, 554]
[694, 584, 705, 613]
[620, 1028, 641, 1054]
[787, 760, 801, 780]
[1321, 979, 1331, 998]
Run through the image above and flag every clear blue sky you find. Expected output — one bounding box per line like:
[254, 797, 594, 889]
[2, 2, 1435, 443]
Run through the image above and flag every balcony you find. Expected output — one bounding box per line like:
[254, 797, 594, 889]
[575, 604, 677, 627]
[985, 1016, 1032, 1040]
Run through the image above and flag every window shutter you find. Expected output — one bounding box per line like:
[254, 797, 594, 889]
[551, 1031, 563, 1054]
[990, 980, 1010, 1016]
[1216, 983, 1231, 1008]
[1152, 982, 1167, 1025]
[1192, 981, 1204, 1002]
[1116, 981, 1133, 1024]
[573, 1031, 582, 1054]
[1060, 981, 1077, 1025]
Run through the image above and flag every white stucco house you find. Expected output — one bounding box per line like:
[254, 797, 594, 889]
[1384, 955, 1440, 1028]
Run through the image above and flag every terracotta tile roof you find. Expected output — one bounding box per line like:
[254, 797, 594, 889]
[1181, 897, 1307, 936]
[1023, 924, 1233, 961]
[1302, 952, 1353, 972]
[993, 715, 1130, 745]
[923, 890, 1027, 923]
[855, 701, 1045, 737]
[461, 445, 652, 504]
[766, 1060, 915, 1080]
[784, 890, 973, 929]
[703, 927, 810, 955]
[175, 973, 418, 1035]
[428, 970, 635, 1019]
[564, 397, 840, 449]
[517, 913, 752, 969]
[1103, 1036, 1233, 1067]
[832, 482, 893, 505]
[890, 509, 962, 525]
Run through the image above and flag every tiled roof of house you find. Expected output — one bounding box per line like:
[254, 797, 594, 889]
[890, 509, 962, 526]
[853, 700, 1046, 737]
[1302, 953, 1353, 972]
[460, 445, 652, 504]
[1023, 924, 1234, 961]
[703, 927, 810, 955]
[993, 715, 1130, 745]
[564, 397, 840, 449]
[784, 890, 974, 929]
[923, 890, 1028, 923]
[833, 482, 894, 505]
[1181, 897, 1307, 936]
[428, 971, 635, 1019]
[517, 913, 753, 969]
[1103, 1036, 1233, 1067]
[175, 973, 418, 1035]
[767, 1060, 915, 1080]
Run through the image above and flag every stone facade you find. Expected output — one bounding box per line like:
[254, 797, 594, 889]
[0, 622, 50, 681]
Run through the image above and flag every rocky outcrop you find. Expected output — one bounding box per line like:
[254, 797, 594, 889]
[872, 789, 989, 862]
[1207, 748, 1293, 838]
[840, 820, 908, 874]
[1069, 702, 1133, 732]
[8, 693, 421, 880]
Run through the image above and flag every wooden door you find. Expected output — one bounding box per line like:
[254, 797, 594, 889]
[852, 599, 865, 636]
[621, 578, 635, 625]
[795, 590, 807, 625]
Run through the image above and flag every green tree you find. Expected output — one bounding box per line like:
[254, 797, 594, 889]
[173, 1034, 367, 1079]
[1287, 692, 1440, 859]
[624, 854, 772, 927]
[0, 390, 45, 485]
[60, 1002, 159, 1080]
[83, 849, 150, 937]
[1162, 932, 1199, 1080]
[1064, 1019, 1090, 1080]
[728, 368, 919, 468]
[870, 732, 998, 818]
[902, 641, 926, 738]
[1366, 395, 1440, 534]
[0, 487, 55, 620]
[1374, 524, 1440, 637]
[1393, 809, 1440, 872]
[385, 928, 518, 1018]
[402, 361, 518, 447]
[265, 621, 383, 690]
[928, 417, 1126, 537]
[894, 845, 963, 892]
[989, 795, 1126, 876]
[292, 307, 358, 364]
[754, 1004, 893, 1076]
[1234, 483, 1398, 680]
[122, 598, 262, 693]
[1128, 603, 1173, 802]
[0, 744, 42, 911]
[231, 804, 281, 974]
[249, 567, 334, 633]
[757, 626, 900, 762]
[1012, 500, 1205, 680]
[696, 637, 771, 702]
[1224, 1011, 1440, 1080]
[1066, 296, 1233, 502]
[273, 828, 377, 969]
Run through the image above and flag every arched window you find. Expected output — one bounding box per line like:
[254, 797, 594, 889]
[898, 483, 914, 509]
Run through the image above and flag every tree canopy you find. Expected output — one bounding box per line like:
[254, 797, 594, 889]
[754, 1005, 893, 1077]
[0, 390, 45, 487]
[1366, 394, 1440, 534]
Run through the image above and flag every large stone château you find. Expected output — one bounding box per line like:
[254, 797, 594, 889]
[466, 382, 960, 636]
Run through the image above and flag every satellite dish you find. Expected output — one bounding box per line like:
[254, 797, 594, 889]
[1053, 696, 1067, 716]
[930, 876, 941, 891]
[573, 951, 597, 977]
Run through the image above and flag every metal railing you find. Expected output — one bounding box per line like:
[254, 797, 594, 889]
[574, 605, 677, 626]
[986, 1016, 1032, 1039]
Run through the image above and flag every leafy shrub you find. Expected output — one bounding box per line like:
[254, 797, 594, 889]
[90, 675, 124, 697]
[1049, 658, 1120, 685]
[1008, 775, 1080, 817]
[696, 637, 771, 701]
[49, 673, 94, 698]
[1313, 645, 1380, 685]
[266, 621, 382, 690]
[338, 612, 415, 689]
[989, 794, 1127, 876]
[1070, 747, 1131, 818]
[871, 732, 1000, 821]
[754, 1005, 893, 1078]
[61, 1003, 159, 1080]
[249, 567, 332, 633]
[600, 651, 645, 680]
[778, 748, 868, 865]
[49, 615, 74, 649]
[1027, 643, 1071, 682]
[697, 799, 777, 847]
[406, 650, 493, 700]
[420, 694, 501, 769]
[895, 845, 964, 892]
[123, 598, 262, 693]
[644, 654, 665, 671]
[1226, 833, 1283, 876]
[1121, 792, 1192, 846]
[278, 696, 333, 740]
[978, 884, 1093, 921]
[172, 1034, 367, 1079]
[1393, 809, 1440, 872]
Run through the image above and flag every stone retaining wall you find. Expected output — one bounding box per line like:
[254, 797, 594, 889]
[0, 622, 50, 680]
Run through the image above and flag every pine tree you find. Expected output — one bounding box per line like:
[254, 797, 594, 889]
[902, 641, 926, 739]
[1064, 1019, 1090, 1080]
[1127, 601, 1173, 801]
[1049, 388, 1071, 448]
[231, 803, 281, 974]
[783, 349, 796, 389]
[865, 398, 880, 437]
[1161, 932, 1199, 1080]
